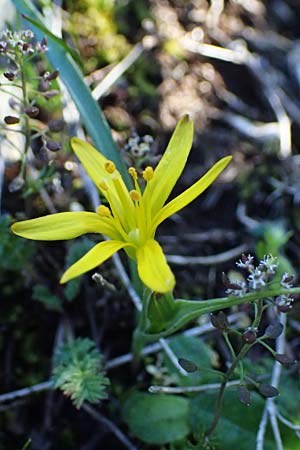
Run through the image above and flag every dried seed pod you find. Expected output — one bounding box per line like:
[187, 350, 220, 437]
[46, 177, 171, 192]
[45, 140, 61, 152]
[24, 106, 39, 118]
[265, 322, 284, 339]
[275, 354, 297, 366]
[32, 145, 48, 162]
[258, 384, 279, 398]
[4, 115, 20, 124]
[242, 327, 257, 344]
[3, 71, 15, 81]
[237, 385, 251, 406]
[48, 119, 64, 132]
[47, 69, 59, 81]
[178, 358, 198, 373]
[210, 311, 228, 331]
[44, 90, 59, 100]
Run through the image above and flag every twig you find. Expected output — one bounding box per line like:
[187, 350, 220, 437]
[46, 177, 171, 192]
[166, 243, 249, 266]
[255, 313, 287, 450]
[92, 43, 144, 100]
[276, 411, 300, 433]
[106, 312, 245, 369]
[0, 314, 245, 405]
[206, 0, 224, 29]
[0, 381, 53, 404]
[149, 379, 239, 394]
[159, 338, 187, 376]
[82, 403, 138, 450]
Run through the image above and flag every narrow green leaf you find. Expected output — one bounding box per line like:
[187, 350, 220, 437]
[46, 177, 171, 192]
[11, 0, 130, 185]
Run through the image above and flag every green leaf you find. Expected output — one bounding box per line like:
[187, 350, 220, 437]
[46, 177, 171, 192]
[162, 335, 220, 387]
[11, 0, 130, 185]
[190, 390, 299, 450]
[123, 392, 189, 444]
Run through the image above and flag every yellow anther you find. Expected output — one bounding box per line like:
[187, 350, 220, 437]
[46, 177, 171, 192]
[99, 180, 109, 191]
[130, 190, 141, 202]
[104, 160, 116, 174]
[96, 205, 111, 217]
[142, 166, 154, 181]
[128, 167, 138, 180]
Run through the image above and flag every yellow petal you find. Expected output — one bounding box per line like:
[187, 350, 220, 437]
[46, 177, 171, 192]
[71, 137, 134, 231]
[152, 156, 232, 231]
[143, 115, 194, 217]
[11, 212, 120, 240]
[136, 239, 175, 293]
[60, 240, 132, 283]
[71, 137, 109, 187]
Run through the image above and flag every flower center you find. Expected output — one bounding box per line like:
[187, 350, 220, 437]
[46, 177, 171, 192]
[128, 228, 141, 246]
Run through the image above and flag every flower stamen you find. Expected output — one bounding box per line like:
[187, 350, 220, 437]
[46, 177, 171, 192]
[96, 205, 111, 217]
[104, 161, 116, 174]
[99, 180, 109, 191]
[130, 190, 141, 202]
[143, 166, 154, 182]
[128, 167, 138, 180]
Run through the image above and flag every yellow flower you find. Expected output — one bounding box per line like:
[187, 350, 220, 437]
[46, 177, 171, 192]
[11, 116, 231, 293]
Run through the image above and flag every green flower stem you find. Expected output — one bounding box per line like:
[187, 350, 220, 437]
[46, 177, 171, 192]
[257, 339, 277, 356]
[140, 287, 300, 341]
[18, 54, 31, 182]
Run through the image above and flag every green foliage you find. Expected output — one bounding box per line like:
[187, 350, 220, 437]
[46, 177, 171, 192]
[122, 392, 189, 444]
[165, 335, 220, 386]
[0, 215, 35, 273]
[63, 238, 94, 301]
[32, 285, 63, 312]
[64, 0, 130, 71]
[52, 338, 109, 408]
[190, 390, 299, 450]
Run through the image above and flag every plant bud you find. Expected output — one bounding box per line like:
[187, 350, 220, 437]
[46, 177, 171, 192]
[4, 115, 20, 124]
[258, 384, 279, 398]
[24, 106, 39, 118]
[46, 140, 61, 152]
[48, 119, 65, 132]
[178, 358, 198, 373]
